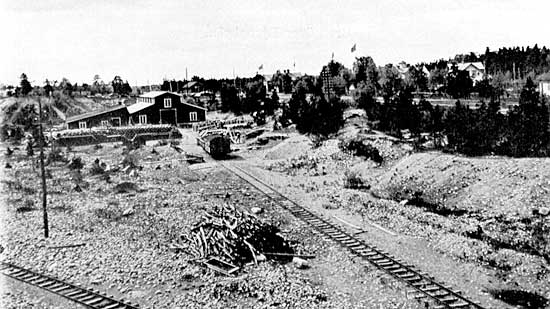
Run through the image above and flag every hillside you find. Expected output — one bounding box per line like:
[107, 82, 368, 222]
[372, 152, 550, 217]
[0, 96, 130, 126]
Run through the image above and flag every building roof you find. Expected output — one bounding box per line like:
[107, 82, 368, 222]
[66, 105, 127, 123]
[458, 62, 485, 71]
[183, 81, 202, 89]
[139, 91, 179, 98]
[127, 101, 155, 114]
[289, 72, 303, 80]
[182, 101, 207, 111]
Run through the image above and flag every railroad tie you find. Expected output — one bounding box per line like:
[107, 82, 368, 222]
[17, 273, 37, 280]
[376, 260, 394, 267]
[40, 281, 61, 289]
[83, 297, 105, 306]
[381, 264, 401, 271]
[38, 280, 59, 288]
[77, 294, 98, 303]
[65, 290, 87, 298]
[437, 294, 457, 301]
[101, 303, 126, 309]
[51, 285, 73, 293]
[447, 301, 471, 308]
[420, 286, 441, 293]
[31, 277, 50, 285]
[389, 268, 408, 274]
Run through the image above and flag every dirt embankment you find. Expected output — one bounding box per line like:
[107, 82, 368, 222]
[372, 152, 550, 216]
[371, 152, 550, 264]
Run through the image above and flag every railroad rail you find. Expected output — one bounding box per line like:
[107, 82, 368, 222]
[221, 162, 485, 309]
[1, 262, 139, 309]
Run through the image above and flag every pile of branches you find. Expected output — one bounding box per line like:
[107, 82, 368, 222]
[182, 203, 293, 266]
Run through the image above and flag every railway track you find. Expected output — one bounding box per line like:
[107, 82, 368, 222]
[222, 162, 485, 309]
[1, 262, 139, 309]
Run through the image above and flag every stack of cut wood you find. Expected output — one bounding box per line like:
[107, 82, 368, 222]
[182, 203, 293, 265]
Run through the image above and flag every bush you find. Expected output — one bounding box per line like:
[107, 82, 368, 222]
[68, 157, 84, 170]
[121, 152, 139, 169]
[46, 147, 67, 164]
[1, 125, 24, 142]
[89, 158, 106, 175]
[93, 207, 122, 221]
[343, 170, 369, 190]
[340, 137, 383, 164]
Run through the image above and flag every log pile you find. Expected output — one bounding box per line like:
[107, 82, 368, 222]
[181, 203, 293, 266]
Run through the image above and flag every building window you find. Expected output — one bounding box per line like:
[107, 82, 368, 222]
[78, 121, 87, 129]
[164, 98, 172, 108]
[100, 120, 109, 127]
[189, 112, 198, 122]
[139, 114, 147, 124]
[111, 117, 121, 126]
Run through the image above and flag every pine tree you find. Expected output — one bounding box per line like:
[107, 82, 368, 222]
[506, 78, 549, 156]
[20, 73, 33, 96]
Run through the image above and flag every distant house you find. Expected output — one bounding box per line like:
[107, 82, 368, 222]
[66, 105, 129, 130]
[182, 81, 204, 94]
[128, 91, 206, 125]
[421, 65, 430, 78]
[457, 62, 485, 82]
[396, 62, 409, 79]
[539, 81, 550, 97]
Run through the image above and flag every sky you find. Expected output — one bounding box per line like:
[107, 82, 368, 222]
[1, 0, 549, 86]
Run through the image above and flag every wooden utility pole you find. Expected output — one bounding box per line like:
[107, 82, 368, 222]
[38, 97, 49, 238]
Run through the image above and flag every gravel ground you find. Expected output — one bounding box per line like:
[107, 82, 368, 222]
[0, 139, 422, 308]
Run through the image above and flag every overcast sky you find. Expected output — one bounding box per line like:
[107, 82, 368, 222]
[1, 0, 548, 85]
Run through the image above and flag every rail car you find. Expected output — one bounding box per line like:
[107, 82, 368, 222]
[197, 129, 231, 158]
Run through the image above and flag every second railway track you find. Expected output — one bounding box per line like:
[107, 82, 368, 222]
[1, 262, 139, 309]
[222, 162, 486, 309]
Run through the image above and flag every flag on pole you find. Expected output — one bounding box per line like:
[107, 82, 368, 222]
[351, 43, 356, 53]
[258, 64, 263, 70]
[331, 52, 334, 60]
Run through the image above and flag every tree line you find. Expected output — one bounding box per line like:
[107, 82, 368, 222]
[8, 74, 133, 97]
[353, 66, 550, 157]
[277, 56, 550, 158]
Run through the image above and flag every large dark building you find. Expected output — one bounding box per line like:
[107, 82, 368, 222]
[66, 105, 129, 130]
[128, 91, 206, 125]
[65, 91, 207, 129]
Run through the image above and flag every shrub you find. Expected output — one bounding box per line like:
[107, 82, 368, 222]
[340, 137, 383, 164]
[68, 157, 84, 170]
[93, 207, 122, 221]
[343, 170, 369, 190]
[46, 147, 67, 164]
[89, 158, 106, 175]
[121, 152, 139, 169]
[1, 125, 24, 142]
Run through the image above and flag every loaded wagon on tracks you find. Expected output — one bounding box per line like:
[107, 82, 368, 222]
[197, 129, 231, 158]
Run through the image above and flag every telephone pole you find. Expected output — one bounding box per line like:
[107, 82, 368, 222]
[38, 97, 49, 238]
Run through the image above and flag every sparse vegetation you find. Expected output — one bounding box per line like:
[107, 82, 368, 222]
[340, 137, 383, 164]
[343, 170, 369, 190]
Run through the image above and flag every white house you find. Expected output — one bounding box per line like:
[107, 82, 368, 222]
[539, 81, 550, 97]
[457, 62, 485, 83]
